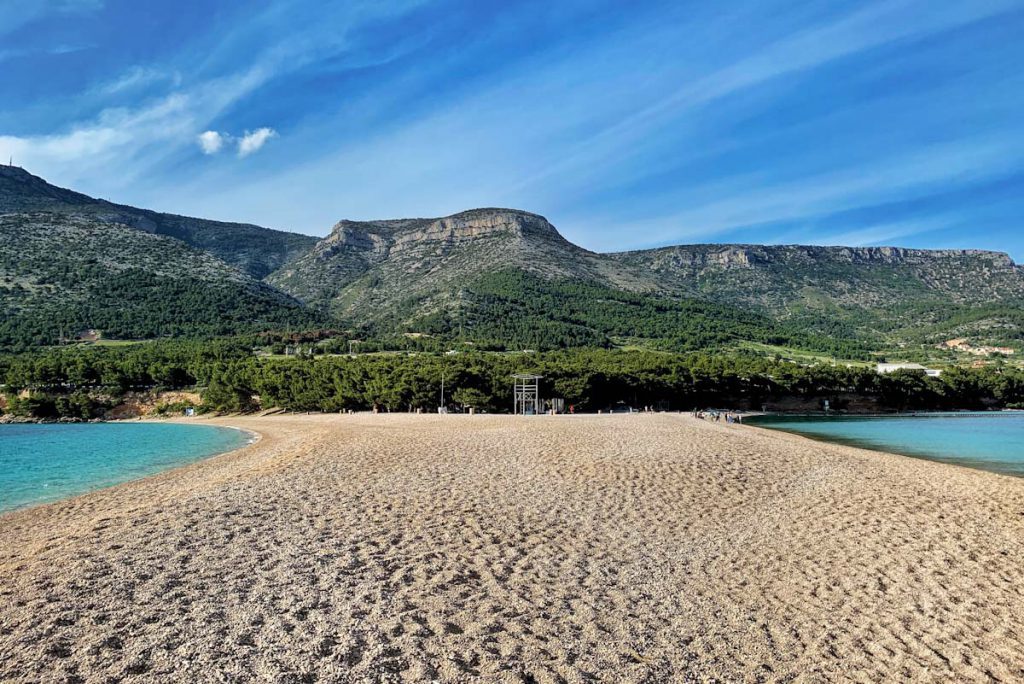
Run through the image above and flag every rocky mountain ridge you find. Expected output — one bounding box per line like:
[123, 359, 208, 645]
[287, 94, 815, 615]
[615, 243, 1016, 269]
[612, 242, 1024, 312]
[265, 208, 636, 320]
[2, 166, 1022, 351]
[0, 166, 316, 279]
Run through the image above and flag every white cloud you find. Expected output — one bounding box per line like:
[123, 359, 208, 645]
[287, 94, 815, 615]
[237, 127, 276, 157]
[196, 127, 279, 157]
[0, 65, 276, 190]
[0, 94, 189, 168]
[197, 130, 225, 154]
[0, 4, 401, 186]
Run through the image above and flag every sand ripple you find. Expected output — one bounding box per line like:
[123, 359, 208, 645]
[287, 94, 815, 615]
[2, 414, 1024, 682]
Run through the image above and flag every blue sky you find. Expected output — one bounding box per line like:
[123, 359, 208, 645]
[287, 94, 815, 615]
[2, 0, 1023, 257]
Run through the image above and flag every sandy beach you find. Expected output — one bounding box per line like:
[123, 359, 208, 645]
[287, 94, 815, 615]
[2, 414, 1023, 683]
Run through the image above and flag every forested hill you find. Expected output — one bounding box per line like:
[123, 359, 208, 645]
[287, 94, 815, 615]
[0, 213, 321, 348]
[269, 208, 1024, 350]
[2, 166, 1023, 354]
[611, 244, 1024, 346]
[0, 165, 316, 279]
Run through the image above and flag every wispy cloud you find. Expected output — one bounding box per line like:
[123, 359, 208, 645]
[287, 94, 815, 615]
[510, 1, 1023, 194]
[570, 136, 1024, 250]
[821, 219, 949, 248]
[0, 2, 424, 191]
[0, 42, 93, 64]
[98, 65, 180, 96]
[2, 0, 1023, 259]
[0, 0, 104, 37]
[0, 66, 267, 186]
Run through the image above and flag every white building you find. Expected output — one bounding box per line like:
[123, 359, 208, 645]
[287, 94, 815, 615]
[876, 363, 942, 377]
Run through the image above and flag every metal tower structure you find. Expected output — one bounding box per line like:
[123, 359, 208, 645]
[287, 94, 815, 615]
[512, 374, 542, 415]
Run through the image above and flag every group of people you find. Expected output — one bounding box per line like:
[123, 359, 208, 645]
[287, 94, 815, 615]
[692, 410, 743, 424]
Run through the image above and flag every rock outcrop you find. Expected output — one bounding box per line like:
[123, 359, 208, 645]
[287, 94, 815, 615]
[266, 209, 608, 315]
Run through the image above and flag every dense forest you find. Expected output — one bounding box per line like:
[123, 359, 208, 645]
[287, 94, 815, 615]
[348, 270, 878, 359]
[0, 213, 322, 350]
[3, 339, 1023, 420]
[0, 271, 323, 350]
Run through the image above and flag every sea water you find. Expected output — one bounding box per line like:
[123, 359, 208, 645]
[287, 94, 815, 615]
[751, 412, 1024, 477]
[0, 423, 251, 513]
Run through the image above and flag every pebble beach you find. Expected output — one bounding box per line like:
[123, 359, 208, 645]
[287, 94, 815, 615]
[2, 413, 1023, 682]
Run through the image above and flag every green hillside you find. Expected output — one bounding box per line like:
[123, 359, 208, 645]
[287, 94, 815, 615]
[2, 169, 1022, 357]
[0, 213, 320, 350]
[612, 244, 1024, 347]
[0, 165, 317, 279]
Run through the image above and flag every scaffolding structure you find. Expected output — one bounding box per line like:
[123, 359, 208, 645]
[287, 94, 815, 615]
[512, 374, 542, 415]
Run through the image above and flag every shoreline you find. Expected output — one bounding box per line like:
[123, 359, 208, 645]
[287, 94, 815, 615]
[4, 410, 1022, 521]
[2, 404, 1020, 426]
[4, 410, 1022, 518]
[2, 414, 1024, 681]
[0, 420, 263, 519]
[749, 412, 1024, 480]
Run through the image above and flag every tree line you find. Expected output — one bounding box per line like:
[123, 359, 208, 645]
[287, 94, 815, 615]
[3, 340, 1024, 419]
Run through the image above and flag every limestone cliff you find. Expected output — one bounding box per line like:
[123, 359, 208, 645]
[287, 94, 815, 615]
[265, 209, 617, 317]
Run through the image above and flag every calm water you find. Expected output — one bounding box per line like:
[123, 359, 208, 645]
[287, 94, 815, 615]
[752, 413, 1024, 477]
[0, 423, 252, 513]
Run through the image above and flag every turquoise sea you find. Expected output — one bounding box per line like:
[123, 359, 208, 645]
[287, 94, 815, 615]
[751, 412, 1024, 477]
[0, 423, 251, 513]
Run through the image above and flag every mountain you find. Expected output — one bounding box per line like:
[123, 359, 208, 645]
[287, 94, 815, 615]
[612, 244, 1024, 345]
[266, 208, 1024, 350]
[267, 208, 816, 351]
[0, 212, 319, 349]
[612, 243, 1024, 308]
[266, 208, 650, 316]
[0, 166, 316, 279]
[2, 166, 1022, 355]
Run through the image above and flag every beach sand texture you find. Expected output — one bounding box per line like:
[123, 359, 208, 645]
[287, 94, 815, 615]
[1, 414, 1023, 683]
